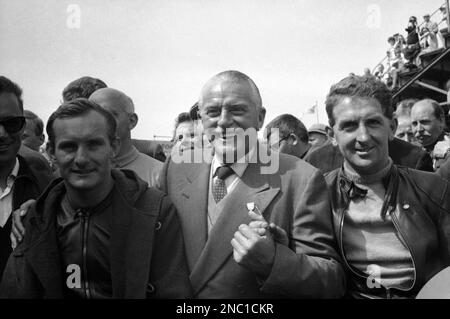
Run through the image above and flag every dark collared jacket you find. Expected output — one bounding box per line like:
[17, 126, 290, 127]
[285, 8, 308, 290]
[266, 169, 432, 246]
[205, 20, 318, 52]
[325, 165, 450, 298]
[0, 169, 192, 299]
[0, 155, 53, 281]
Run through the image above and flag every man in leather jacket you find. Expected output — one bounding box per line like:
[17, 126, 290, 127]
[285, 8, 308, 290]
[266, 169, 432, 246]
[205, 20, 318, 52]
[323, 75, 450, 298]
[0, 98, 192, 298]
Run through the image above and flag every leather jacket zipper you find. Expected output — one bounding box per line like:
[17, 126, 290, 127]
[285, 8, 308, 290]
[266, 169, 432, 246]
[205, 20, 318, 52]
[388, 208, 417, 292]
[339, 209, 367, 280]
[77, 209, 91, 299]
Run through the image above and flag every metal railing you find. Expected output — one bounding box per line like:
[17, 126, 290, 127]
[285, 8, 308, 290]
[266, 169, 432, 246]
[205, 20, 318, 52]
[371, 1, 450, 75]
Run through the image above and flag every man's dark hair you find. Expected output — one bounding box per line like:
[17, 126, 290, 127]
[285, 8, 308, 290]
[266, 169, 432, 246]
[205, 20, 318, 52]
[172, 112, 193, 142]
[325, 75, 394, 127]
[264, 114, 309, 143]
[62, 76, 107, 102]
[189, 102, 200, 120]
[46, 98, 117, 148]
[0, 76, 24, 112]
[24, 110, 44, 136]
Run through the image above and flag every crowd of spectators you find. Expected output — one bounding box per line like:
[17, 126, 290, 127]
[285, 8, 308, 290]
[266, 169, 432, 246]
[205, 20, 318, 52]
[373, 6, 449, 90]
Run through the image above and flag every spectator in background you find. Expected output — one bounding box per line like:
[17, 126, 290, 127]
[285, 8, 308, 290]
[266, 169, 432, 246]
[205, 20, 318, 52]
[0, 76, 52, 283]
[373, 64, 385, 81]
[386, 35, 405, 90]
[21, 110, 44, 152]
[394, 99, 419, 144]
[89, 88, 162, 187]
[62, 76, 107, 102]
[308, 123, 330, 149]
[395, 98, 418, 117]
[60, 76, 166, 163]
[411, 99, 450, 170]
[440, 6, 449, 32]
[395, 115, 416, 144]
[420, 14, 439, 53]
[20, 110, 57, 174]
[404, 16, 421, 69]
[264, 114, 313, 159]
[172, 112, 196, 154]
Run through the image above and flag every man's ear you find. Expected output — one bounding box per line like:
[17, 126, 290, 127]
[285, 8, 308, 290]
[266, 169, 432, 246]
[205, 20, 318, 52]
[129, 113, 138, 131]
[47, 143, 56, 162]
[257, 107, 266, 130]
[287, 133, 299, 146]
[39, 134, 45, 144]
[325, 126, 334, 138]
[388, 118, 397, 141]
[111, 137, 121, 158]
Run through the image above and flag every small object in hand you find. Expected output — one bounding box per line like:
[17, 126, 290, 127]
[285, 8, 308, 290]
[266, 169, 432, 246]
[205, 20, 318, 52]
[246, 202, 262, 215]
[246, 202, 270, 230]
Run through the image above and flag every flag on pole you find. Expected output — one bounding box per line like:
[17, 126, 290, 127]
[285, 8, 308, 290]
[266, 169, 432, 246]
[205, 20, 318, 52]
[305, 104, 317, 114]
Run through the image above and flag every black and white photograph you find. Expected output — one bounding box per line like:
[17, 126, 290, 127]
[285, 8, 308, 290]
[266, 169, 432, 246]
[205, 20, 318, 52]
[1, 0, 450, 313]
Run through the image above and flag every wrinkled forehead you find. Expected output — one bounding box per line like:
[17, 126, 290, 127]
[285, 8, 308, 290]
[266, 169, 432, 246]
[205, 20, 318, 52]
[199, 78, 260, 108]
[333, 96, 384, 117]
[411, 102, 436, 119]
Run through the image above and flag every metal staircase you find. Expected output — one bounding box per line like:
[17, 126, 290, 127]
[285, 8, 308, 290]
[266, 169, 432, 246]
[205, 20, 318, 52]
[392, 32, 450, 128]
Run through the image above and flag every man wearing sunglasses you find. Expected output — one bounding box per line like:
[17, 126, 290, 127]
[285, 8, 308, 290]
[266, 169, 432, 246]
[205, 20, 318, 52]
[0, 76, 52, 283]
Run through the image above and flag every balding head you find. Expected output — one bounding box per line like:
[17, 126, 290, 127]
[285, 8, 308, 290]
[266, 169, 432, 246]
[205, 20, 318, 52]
[199, 70, 263, 110]
[89, 88, 137, 143]
[89, 88, 134, 115]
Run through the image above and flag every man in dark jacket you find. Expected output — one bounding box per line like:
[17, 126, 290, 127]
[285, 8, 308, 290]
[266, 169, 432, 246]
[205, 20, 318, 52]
[0, 76, 53, 282]
[323, 75, 450, 298]
[0, 98, 191, 298]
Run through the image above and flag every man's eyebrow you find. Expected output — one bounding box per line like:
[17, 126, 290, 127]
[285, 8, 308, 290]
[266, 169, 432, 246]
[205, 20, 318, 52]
[339, 119, 357, 125]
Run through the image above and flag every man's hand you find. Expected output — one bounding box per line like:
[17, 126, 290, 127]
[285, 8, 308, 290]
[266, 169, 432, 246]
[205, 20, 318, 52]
[247, 210, 289, 246]
[10, 199, 35, 249]
[230, 210, 289, 278]
[231, 223, 275, 279]
[433, 138, 450, 159]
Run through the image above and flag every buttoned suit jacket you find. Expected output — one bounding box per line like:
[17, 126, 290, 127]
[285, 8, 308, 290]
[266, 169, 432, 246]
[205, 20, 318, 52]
[160, 145, 345, 298]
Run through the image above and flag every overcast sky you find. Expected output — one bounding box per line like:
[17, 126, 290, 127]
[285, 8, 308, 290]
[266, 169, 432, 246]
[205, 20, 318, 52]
[0, 0, 445, 139]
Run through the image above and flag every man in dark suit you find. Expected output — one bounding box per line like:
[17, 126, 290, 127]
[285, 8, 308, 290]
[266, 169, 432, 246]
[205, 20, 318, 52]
[160, 70, 345, 298]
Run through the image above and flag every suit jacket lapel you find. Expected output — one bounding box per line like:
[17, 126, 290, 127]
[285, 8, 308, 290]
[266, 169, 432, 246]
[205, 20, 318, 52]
[177, 161, 210, 271]
[189, 161, 280, 295]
